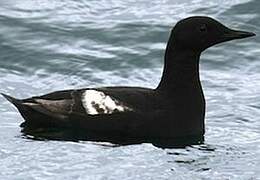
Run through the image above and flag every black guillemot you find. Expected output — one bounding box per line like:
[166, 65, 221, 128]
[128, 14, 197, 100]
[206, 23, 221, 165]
[2, 16, 255, 147]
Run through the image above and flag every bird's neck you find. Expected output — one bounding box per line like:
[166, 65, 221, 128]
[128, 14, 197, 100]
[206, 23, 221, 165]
[156, 41, 205, 136]
[157, 43, 202, 91]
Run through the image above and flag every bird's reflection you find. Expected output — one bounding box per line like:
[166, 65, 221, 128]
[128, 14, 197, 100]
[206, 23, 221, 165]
[21, 126, 204, 148]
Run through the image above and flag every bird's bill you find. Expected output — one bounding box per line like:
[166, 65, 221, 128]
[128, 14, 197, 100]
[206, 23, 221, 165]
[222, 28, 255, 41]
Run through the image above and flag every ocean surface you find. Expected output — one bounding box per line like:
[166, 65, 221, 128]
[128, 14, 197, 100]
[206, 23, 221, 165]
[0, 0, 260, 179]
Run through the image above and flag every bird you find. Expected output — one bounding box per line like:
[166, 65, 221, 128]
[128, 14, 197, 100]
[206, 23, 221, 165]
[1, 16, 255, 147]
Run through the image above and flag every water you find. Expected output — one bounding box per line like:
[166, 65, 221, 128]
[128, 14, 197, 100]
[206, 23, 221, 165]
[0, 0, 260, 179]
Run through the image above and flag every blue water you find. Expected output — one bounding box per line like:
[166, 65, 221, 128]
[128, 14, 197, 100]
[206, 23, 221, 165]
[0, 0, 260, 179]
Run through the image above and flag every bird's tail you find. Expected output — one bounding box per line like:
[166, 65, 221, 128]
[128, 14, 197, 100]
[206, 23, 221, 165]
[1, 93, 68, 124]
[1, 93, 23, 107]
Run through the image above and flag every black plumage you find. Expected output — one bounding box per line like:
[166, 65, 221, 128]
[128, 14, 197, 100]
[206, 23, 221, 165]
[2, 16, 255, 147]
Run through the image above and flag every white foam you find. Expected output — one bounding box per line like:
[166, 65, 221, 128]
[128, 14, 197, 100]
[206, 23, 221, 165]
[81, 90, 131, 115]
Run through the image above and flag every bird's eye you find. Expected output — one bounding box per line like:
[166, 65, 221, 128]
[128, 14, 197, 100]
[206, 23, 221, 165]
[199, 24, 207, 32]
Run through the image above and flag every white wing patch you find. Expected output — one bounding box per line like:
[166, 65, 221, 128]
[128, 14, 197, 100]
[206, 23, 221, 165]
[81, 90, 132, 115]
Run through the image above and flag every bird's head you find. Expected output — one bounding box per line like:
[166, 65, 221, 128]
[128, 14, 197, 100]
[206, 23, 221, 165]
[170, 16, 255, 52]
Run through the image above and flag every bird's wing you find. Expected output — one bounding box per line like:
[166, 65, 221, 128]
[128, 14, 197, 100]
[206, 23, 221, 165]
[13, 87, 155, 119]
[2, 87, 161, 133]
[23, 89, 89, 119]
